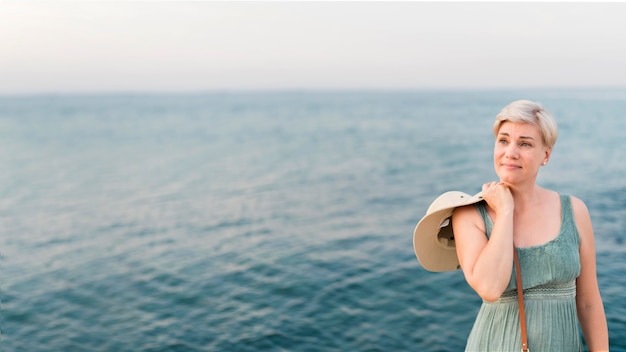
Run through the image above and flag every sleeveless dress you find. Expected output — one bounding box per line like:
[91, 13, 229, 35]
[465, 194, 582, 352]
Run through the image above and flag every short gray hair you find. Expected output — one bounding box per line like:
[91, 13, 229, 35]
[493, 100, 558, 148]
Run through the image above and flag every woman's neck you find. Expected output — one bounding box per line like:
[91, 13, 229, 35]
[505, 181, 544, 212]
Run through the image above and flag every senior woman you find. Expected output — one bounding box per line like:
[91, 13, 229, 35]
[452, 100, 608, 351]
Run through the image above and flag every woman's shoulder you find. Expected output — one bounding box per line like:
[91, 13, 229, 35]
[452, 202, 485, 229]
[552, 189, 589, 216]
[540, 187, 589, 217]
[540, 187, 586, 208]
[559, 193, 594, 243]
[567, 194, 591, 222]
[567, 194, 587, 208]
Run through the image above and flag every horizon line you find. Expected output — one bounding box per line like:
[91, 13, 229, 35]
[2, 85, 626, 98]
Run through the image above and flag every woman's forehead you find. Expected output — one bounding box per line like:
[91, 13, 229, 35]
[497, 121, 541, 137]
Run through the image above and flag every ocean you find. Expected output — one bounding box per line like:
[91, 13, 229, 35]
[1, 89, 625, 351]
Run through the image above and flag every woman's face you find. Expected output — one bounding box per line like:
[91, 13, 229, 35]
[494, 121, 551, 185]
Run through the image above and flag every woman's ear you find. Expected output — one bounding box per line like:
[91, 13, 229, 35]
[543, 147, 551, 165]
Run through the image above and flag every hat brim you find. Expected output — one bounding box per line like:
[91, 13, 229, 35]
[413, 191, 483, 272]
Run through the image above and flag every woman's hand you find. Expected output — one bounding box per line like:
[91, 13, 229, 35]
[482, 181, 514, 216]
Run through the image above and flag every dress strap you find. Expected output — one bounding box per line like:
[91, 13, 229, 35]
[559, 194, 581, 247]
[474, 201, 493, 239]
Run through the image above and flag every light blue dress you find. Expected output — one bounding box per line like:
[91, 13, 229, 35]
[465, 194, 582, 352]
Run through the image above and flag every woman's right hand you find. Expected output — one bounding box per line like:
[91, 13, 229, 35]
[482, 181, 514, 216]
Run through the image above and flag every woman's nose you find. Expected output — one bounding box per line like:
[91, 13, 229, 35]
[505, 144, 519, 159]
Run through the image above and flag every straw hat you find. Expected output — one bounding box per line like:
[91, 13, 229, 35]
[413, 191, 484, 272]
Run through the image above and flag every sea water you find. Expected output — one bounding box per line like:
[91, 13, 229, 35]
[1, 89, 625, 351]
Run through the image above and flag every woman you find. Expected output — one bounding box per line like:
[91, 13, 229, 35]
[452, 100, 609, 351]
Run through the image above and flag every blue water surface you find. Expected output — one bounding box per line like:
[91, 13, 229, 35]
[1, 89, 625, 351]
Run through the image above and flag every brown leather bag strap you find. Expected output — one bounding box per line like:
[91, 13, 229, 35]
[514, 248, 530, 352]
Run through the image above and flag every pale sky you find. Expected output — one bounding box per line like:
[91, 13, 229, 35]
[2, 1, 626, 94]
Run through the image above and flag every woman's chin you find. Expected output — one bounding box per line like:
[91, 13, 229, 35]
[496, 175, 517, 185]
